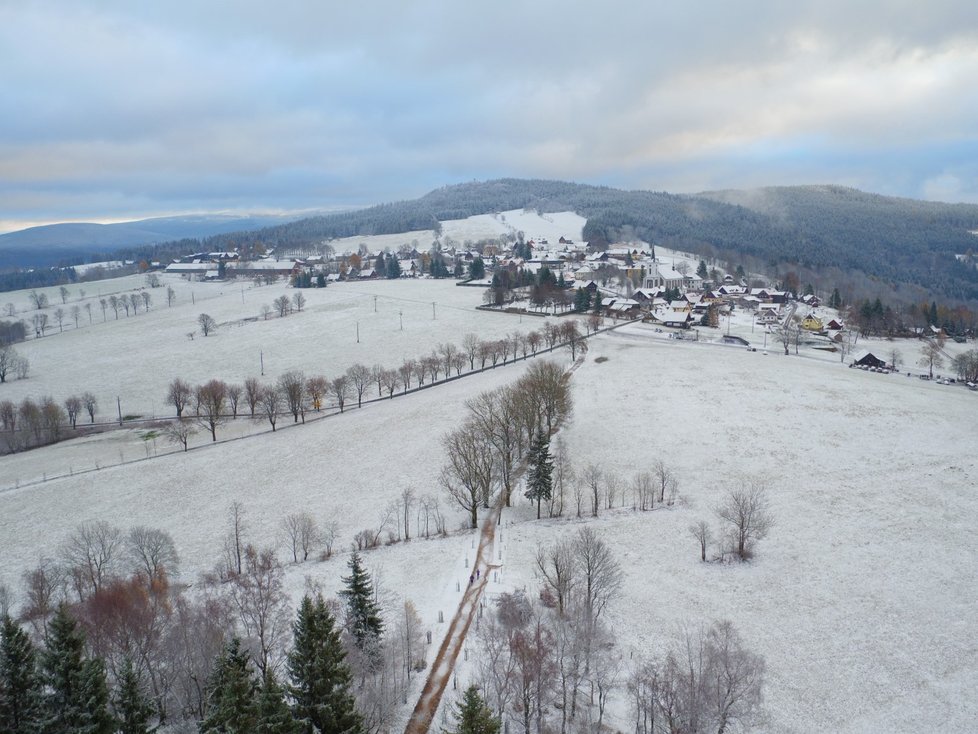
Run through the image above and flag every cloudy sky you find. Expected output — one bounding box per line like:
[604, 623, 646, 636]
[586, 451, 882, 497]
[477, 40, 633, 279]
[2, 1, 977, 232]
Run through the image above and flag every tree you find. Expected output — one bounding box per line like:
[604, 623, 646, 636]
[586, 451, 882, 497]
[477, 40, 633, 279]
[112, 657, 155, 734]
[127, 526, 180, 585]
[534, 540, 575, 616]
[339, 552, 384, 654]
[689, 520, 713, 562]
[244, 377, 262, 416]
[40, 605, 115, 734]
[287, 595, 363, 734]
[449, 685, 501, 734]
[64, 395, 82, 429]
[305, 376, 327, 412]
[71, 305, 81, 328]
[281, 513, 319, 563]
[278, 371, 306, 423]
[291, 292, 306, 312]
[259, 387, 282, 431]
[60, 520, 123, 597]
[716, 482, 774, 561]
[196, 379, 228, 441]
[697, 260, 709, 279]
[440, 420, 496, 529]
[162, 419, 196, 452]
[273, 295, 291, 318]
[346, 364, 371, 408]
[469, 257, 486, 280]
[140, 291, 151, 312]
[200, 638, 258, 734]
[525, 432, 553, 520]
[328, 375, 350, 413]
[255, 671, 299, 734]
[919, 335, 945, 379]
[228, 546, 290, 677]
[226, 383, 243, 417]
[0, 346, 21, 384]
[198, 313, 217, 336]
[0, 614, 44, 734]
[573, 527, 622, 625]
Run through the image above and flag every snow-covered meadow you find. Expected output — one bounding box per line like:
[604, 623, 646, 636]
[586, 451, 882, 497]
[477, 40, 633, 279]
[2, 224, 977, 730]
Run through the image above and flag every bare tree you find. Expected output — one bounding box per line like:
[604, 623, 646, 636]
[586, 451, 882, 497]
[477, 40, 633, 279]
[59, 285, 69, 304]
[278, 370, 306, 422]
[141, 291, 151, 311]
[244, 377, 262, 416]
[166, 286, 176, 306]
[224, 501, 248, 577]
[70, 304, 81, 328]
[195, 379, 228, 441]
[467, 388, 521, 506]
[225, 383, 242, 417]
[716, 482, 774, 561]
[258, 386, 282, 431]
[398, 360, 415, 391]
[61, 520, 124, 597]
[53, 307, 65, 332]
[535, 539, 576, 615]
[64, 395, 82, 428]
[197, 313, 217, 336]
[163, 419, 197, 451]
[380, 369, 399, 398]
[573, 526, 622, 624]
[227, 545, 290, 676]
[346, 363, 372, 407]
[440, 420, 497, 528]
[291, 291, 306, 312]
[329, 375, 351, 412]
[273, 295, 291, 317]
[80, 391, 97, 424]
[632, 471, 655, 511]
[462, 332, 480, 370]
[305, 375, 328, 411]
[165, 378, 192, 418]
[128, 526, 180, 583]
[0, 346, 20, 384]
[281, 512, 320, 563]
[689, 520, 713, 562]
[653, 459, 678, 505]
[919, 335, 946, 379]
[260, 303, 273, 320]
[582, 463, 602, 517]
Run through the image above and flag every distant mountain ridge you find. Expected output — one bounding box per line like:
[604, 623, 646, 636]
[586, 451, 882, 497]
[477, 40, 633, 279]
[0, 213, 316, 269]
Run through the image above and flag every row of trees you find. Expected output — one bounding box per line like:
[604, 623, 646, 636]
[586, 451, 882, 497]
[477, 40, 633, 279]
[441, 360, 574, 528]
[0, 394, 76, 453]
[0, 346, 30, 384]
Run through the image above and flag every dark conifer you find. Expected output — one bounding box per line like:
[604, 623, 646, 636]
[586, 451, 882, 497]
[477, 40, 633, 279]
[199, 638, 258, 734]
[0, 614, 43, 734]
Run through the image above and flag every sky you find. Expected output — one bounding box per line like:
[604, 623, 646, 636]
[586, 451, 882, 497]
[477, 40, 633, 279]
[2, 0, 978, 233]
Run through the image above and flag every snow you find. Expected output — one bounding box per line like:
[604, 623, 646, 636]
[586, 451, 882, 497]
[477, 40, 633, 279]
[2, 247, 977, 730]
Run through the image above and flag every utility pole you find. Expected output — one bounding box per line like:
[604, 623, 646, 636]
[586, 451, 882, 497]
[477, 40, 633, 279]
[356, 321, 360, 343]
[260, 350, 264, 376]
[374, 295, 378, 312]
[432, 302, 436, 320]
[399, 310, 403, 330]
[117, 396, 123, 426]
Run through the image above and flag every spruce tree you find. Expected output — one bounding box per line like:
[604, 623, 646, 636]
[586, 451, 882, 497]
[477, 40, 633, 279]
[0, 614, 43, 734]
[339, 552, 383, 652]
[255, 672, 298, 734]
[199, 638, 258, 734]
[386, 255, 401, 279]
[448, 685, 500, 734]
[113, 657, 155, 734]
[525, 431, 553, 520]
[39, 605, 115, 734]
[696, 260, 708, 279]
[287, 595, 362, 734]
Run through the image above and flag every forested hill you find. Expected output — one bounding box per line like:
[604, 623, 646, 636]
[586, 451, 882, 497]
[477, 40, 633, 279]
[180, 178, 978, 305]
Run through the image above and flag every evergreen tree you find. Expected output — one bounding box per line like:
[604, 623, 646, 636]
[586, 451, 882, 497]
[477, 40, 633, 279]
[339, 553, 383, 652]
[200, 638, 258, 734]
[453, 260, 464, 278]
[316, 272, 326, 288]
[374, 255, 386, 278]
[255, 672, 298, 734]
[113, 657, 155, 734]
[696, 260, 708, 279]
[39, 605, 115, 734]
[448, 685, 500, 734]
[829, 287, 842, 309]
[573, 288, 591, 313]
[525, 431, 553, 520]
[468, 257, 485, 280]
[386, 254, 401, 279]
[288, 595, 362, 734]
[0, 614, 43, 734]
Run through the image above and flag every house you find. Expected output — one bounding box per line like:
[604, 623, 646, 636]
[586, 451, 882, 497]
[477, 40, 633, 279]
[800, 313, 824, 332]
[655, 309, 693, 328]
[755, 304, 782, 324]
[826, 318, 845, 331]
[853, 352, 886, 369]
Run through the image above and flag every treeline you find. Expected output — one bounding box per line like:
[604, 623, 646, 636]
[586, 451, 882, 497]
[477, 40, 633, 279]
[0, 514, 429, 733]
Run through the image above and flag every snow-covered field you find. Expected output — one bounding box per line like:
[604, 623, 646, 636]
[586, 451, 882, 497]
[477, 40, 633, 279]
[2, 237, 977, 731]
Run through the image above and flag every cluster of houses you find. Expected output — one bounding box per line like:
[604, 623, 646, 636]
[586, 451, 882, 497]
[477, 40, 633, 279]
[160, 238, 848, 339]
